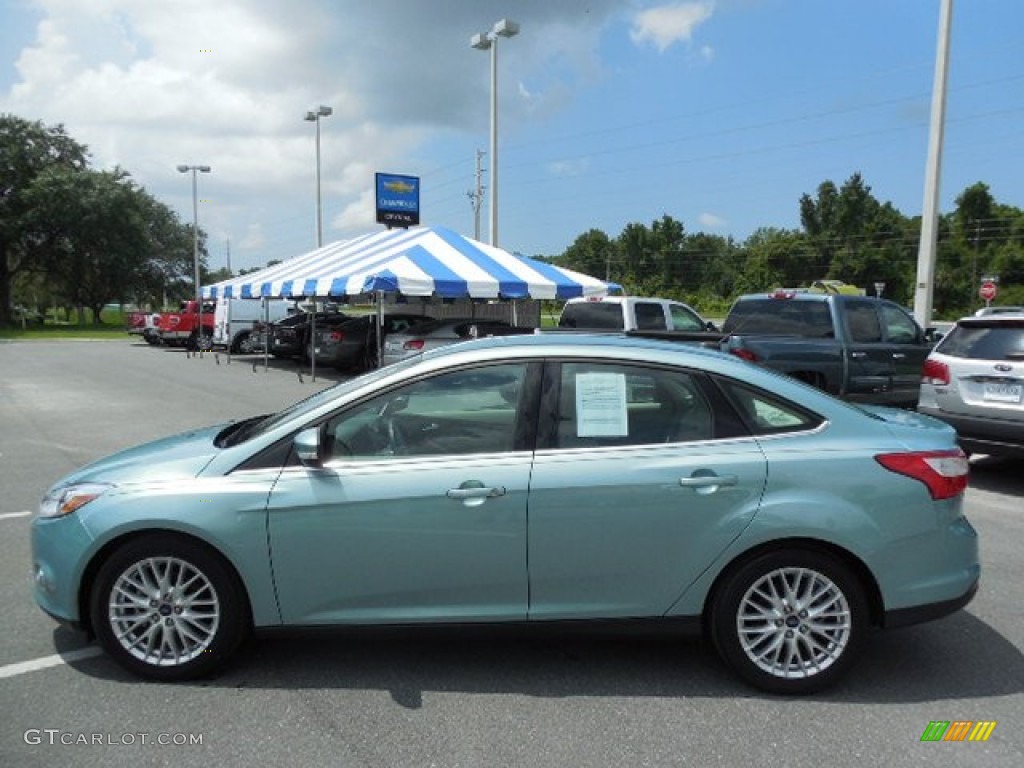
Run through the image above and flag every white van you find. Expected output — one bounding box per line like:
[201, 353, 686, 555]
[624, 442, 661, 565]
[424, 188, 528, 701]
[558, 296, 715, 332]
[212, 298, 295, 353]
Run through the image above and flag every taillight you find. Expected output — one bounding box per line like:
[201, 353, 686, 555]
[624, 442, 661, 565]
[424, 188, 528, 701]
[922, 358, 950, 385]
[875, 449, 969, 500]
[731, 348, 759, 363]
[329, 330, 343, 342]
[404, 339, 425, 351]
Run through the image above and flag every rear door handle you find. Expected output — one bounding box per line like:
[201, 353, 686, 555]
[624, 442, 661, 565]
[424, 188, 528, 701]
[850, 351, 867, 359]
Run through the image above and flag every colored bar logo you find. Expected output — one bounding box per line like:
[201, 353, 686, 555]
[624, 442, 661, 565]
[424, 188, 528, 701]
[920, 721, 997, 742]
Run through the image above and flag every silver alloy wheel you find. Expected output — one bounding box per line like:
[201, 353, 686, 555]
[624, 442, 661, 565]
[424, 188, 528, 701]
[108, 556, 221, 667]
[736, 566, 851, 679]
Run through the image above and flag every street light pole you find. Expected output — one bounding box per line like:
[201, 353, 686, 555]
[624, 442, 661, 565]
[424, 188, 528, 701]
[176, 164, 211, 352]
[304, 105, 333, 248]
[303, 105, 331, 383]
[471, 18, 519, 248]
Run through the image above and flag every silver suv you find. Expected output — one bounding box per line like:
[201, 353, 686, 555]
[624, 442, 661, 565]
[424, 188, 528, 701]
[918, 314, 1024, 457]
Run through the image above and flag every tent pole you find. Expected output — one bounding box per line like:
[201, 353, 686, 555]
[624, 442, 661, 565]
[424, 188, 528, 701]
[376, 291, 383, 369]
[264, 298, 270, 372]
[310, 297, 317, 383]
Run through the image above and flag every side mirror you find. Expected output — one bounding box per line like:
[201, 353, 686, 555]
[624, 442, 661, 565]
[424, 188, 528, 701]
[294, 427, 322, 467]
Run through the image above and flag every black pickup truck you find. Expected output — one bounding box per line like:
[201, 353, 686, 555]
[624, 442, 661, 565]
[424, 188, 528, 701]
[718, 291, 933, 407]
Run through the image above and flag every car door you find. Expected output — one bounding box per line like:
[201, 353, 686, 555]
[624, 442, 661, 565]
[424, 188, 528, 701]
[841, 298, 896, 400]
[266, 361, 539, 624]
[879, 301, 930, 402]
[526, 360, 768, 620]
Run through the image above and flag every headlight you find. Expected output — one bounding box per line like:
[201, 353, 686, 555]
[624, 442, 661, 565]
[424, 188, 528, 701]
[39, 483, 111, 518]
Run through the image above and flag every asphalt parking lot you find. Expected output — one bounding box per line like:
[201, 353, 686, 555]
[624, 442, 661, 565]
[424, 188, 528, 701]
[1, 339, 1022, 768]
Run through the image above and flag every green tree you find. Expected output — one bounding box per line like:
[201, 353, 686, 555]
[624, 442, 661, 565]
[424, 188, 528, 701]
[557, 228, 617, 283]
[22, 167, 200, 323]
[739, 228, 814, 292]
[0, 114, 88, 324]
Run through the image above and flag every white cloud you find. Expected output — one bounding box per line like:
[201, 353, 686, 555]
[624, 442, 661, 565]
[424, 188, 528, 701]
[698, 212, 727, 229]
[630, 1, 715, 53]
[0, 0, 628, 269]
[548, 157, 592, 177]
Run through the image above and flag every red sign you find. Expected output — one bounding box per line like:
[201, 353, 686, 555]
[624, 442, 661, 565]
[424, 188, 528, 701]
[979, 281, 998, 302]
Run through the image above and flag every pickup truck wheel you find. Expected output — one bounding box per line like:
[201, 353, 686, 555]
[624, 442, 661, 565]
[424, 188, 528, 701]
[90, 535, 249, 681]
[710, 549, 866, 694]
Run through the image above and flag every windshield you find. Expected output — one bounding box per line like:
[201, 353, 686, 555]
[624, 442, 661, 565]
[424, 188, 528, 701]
[221, 355, 426, 445]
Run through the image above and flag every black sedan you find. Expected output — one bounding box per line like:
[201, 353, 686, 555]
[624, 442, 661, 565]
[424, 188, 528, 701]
[269, 309, 351, 360]
[310, 313, 430, 372]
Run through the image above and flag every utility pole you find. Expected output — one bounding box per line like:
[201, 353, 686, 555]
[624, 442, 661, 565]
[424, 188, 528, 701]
[467, 149, 487, 241]
[226, 238, 231, 276]
[913, 0, 953, 328]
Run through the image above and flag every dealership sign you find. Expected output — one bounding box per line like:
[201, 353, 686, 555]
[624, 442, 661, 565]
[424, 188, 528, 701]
[375, 173, 420, 227]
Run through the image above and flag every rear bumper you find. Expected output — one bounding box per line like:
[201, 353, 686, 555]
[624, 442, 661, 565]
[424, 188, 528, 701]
[883, 577, 978, 629]
[917, 406, 1024, 457]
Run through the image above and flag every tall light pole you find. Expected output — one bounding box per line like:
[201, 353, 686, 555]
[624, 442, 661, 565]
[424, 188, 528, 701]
[913, 0, 953, 328]
[176, 164, 211, 350]
[304, 105, 332, 248]
[471, 18, 519, 247]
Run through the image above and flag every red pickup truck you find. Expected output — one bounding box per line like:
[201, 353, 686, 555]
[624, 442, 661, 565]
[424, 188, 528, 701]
[157, 300, 216, 349]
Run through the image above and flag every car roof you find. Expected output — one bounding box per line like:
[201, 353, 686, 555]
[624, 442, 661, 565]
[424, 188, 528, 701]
[426, 330, 733, 367]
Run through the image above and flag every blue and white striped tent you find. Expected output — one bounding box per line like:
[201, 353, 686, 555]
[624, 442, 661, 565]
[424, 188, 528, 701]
[202, 226, 618, 301]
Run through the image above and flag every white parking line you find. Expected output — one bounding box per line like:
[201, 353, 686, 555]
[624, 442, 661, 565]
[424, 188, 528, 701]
[0, 511, 32, 521]
[0, 647, 104, 680]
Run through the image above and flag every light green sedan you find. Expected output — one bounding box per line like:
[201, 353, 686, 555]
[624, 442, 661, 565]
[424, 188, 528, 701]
[32, 333, 978, 694]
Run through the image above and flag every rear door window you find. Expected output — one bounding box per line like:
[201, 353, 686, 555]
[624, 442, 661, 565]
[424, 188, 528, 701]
[634, 302, 668, 330]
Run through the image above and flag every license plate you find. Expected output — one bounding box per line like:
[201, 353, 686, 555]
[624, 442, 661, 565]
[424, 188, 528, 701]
[983, 382, 1022, 403]
[314, 347, 321, 355]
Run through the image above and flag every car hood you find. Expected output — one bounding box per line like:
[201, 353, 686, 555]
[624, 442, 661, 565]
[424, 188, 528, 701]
[53, 424, 226, 489]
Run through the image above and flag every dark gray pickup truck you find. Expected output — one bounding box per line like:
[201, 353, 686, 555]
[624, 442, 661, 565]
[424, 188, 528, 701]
[720, 291, 933, 407]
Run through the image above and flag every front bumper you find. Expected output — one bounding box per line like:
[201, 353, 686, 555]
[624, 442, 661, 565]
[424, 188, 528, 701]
[31, 514, 96, 628]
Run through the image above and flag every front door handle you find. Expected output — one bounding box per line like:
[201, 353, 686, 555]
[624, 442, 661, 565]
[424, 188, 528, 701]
[679, 474, 738, 495]
[850, 351, 867, 359]
[447, 481, 507, 506]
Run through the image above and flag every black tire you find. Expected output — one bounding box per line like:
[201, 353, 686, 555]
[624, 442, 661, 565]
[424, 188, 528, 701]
[709, 549, 867, 695]
[90, 535, 249, 681]
[230, 331, 252, 354]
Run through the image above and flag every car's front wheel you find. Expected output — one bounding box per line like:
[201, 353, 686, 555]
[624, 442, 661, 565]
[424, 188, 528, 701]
[90, 535, 249, 681]
[710, 549, 867, 695]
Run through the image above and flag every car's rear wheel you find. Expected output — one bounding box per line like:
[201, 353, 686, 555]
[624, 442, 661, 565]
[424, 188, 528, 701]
[90, 535, 248, 681]
[710, 549, 867, 694]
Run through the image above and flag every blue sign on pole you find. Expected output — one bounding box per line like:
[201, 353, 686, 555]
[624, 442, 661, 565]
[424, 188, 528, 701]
[375, 173, 420, 227]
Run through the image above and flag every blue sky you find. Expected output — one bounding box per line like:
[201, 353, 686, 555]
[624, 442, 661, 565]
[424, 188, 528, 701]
[1, 0, 1021, 273]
